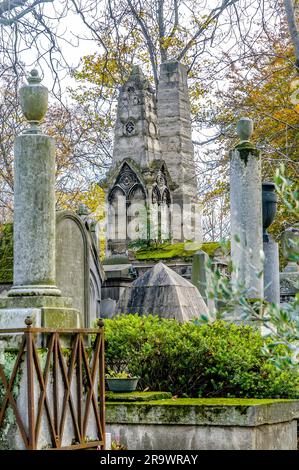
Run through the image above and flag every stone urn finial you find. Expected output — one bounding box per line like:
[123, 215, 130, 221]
[237, 117, 253, 142]
[20, 69, 48, 133]
[262, 182, 277, 242]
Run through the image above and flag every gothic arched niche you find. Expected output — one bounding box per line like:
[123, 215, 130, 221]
[127, 185, 147, 241]
[108, 187, 126, 241]
[150, 167, 172, 241]
[108, 162, 148, 243]
[161, 188, 171, 240]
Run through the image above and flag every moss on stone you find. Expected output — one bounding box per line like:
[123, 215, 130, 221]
[106, 397, 295, 406]
[0, 223, 13, 283]
[133, 241, 225, 261]
[106, 398, 299, 427]
[106, 391, 172, 402]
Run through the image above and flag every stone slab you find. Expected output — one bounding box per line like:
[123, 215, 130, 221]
[106, 398, 299, 427]
[107, 421, 297, 450]
[106, 398, 299, 450]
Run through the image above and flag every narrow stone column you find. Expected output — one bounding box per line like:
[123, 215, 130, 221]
[230, 118, 263, 299]
[262, 182, 280, 304]
[263, 240, 280, 303]
[9, 69, 60, 296]
[191, 250, 214, 312]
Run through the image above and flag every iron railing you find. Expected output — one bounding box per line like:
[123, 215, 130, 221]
[0, 319, 105, 450]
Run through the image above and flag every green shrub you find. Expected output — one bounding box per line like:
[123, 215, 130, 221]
[104, 315, 299, 398]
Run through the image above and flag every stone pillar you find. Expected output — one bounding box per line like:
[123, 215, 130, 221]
[263, 240, 280, 303]
[191, 250, 214, 312]
[230, 118, 263, 299]
[8, 70, 60, 297]
[0, 69, 80, 331]
[157, 62, 198, 242]
[262, 182, 280, 304]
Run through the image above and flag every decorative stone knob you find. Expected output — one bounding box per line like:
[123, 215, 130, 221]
[237, 117, 253, 142]
[25, 316, 33, 327]
[20, 69, 48, 132]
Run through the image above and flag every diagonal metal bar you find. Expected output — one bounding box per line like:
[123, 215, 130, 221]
[56, 334, 82, 444]
[77, 334, 83, 438]
[58, 334, 82, 444]
[33, 334, 57, 447]
[82, 334, 102, 438]
[0, 335, 29, 448]
[0, 328, 105, 450]
[26, 328, 35, 449]
[80, 335, 103, 441]
[99, 330, 106, 449]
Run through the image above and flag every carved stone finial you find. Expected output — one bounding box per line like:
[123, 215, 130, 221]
[237, 117, 254, 142]
[20, 68, 48, 133]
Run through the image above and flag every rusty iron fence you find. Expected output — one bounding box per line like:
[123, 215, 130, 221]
[0, 319, 105, 450]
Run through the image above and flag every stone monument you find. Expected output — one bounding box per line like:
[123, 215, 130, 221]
[229, 117, 263, 299]
[157, 62, 198, 241]
[106, 62, 200, 256]
[56, 207, 104, 327]
[103, 62, 201, 310]
[0, 70, 80, 333]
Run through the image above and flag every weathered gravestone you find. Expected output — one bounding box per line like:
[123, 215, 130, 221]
[56, 208, 104, 327]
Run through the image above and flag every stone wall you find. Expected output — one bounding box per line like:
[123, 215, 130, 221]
[106, 398, 299, 450]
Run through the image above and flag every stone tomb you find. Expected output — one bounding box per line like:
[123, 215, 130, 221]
[116, 261, 209, 321]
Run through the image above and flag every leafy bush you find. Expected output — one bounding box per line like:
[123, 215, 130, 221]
[104, 315, 299, 398]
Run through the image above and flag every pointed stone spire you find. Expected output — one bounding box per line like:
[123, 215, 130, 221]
[112, 65, 161, 167]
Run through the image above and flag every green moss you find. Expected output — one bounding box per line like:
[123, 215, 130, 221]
[106, 391, 172, 402]
[133, 241, 226, 261]
[0, 223, 13, 283]
[235, 141, 256, 150]
[106, 397, 295, 406]
[233, 143, 260, 164]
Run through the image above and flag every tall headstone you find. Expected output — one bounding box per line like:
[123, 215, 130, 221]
[157, 62, 198, 241]
[56, 208, 104, 327]
[262, 182, 280, 304]
[0, 70, 80, 332]
[230, 117, 263, 299]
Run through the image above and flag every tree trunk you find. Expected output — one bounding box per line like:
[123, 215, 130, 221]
[283, 0, 299, 72]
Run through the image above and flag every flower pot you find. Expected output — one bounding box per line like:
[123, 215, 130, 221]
[106, 377, 139, 393]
